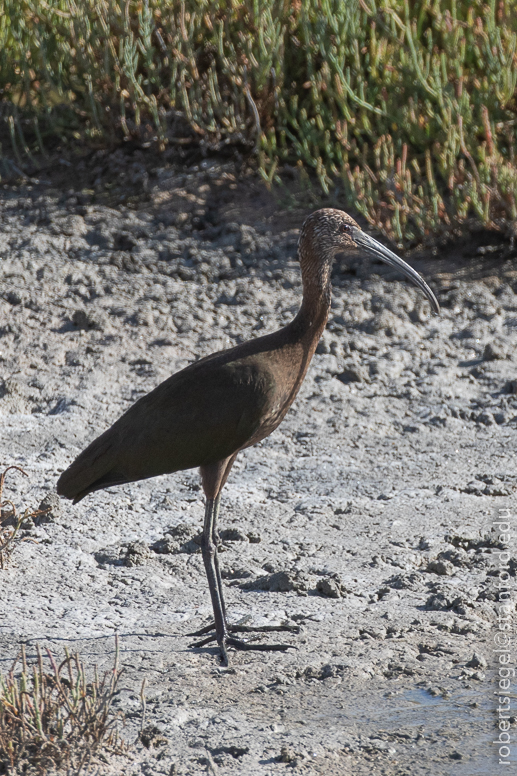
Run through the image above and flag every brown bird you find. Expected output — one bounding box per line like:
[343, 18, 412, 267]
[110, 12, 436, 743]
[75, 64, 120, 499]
[57, 209, 439, 665]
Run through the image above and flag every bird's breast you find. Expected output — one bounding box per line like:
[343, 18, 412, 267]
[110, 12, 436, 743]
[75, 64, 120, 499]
[239, 345, 312, 450]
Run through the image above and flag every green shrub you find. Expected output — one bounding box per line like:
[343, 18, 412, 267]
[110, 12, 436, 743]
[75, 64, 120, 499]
[1, 0, 516, 245]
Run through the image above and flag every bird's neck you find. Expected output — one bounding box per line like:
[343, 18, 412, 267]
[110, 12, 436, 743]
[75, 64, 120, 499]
[292, 252, 333, 345]
[295, 285, 331, 337]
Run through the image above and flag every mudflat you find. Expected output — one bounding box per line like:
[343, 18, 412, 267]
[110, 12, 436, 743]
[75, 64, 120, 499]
[0, 156, 514, 774]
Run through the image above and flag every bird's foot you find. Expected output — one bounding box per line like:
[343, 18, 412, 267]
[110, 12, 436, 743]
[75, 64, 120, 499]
[189, 630, 295, 666]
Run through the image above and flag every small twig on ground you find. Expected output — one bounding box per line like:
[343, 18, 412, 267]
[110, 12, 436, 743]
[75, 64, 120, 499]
[205, 750, 219, 775]
[139, 677, 147, 736]
[0, 466, 48, 568]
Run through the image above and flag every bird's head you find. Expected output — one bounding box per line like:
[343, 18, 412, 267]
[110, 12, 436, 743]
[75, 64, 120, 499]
[299, 208, 439, 314]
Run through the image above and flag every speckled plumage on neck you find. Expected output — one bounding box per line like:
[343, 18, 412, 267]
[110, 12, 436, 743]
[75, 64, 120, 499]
[294, 208, 360, 340]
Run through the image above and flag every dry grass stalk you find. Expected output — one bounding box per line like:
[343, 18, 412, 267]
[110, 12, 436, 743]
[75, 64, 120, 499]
[0, 466, 47, 570]
[0, 637, 124, 774]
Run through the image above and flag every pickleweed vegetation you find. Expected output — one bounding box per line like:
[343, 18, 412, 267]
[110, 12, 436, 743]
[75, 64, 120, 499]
[0, 639, 124, 774]
[1, 1, 516, 245]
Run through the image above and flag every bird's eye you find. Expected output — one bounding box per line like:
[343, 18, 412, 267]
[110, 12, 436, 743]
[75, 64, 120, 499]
[340, 223, 351, 234]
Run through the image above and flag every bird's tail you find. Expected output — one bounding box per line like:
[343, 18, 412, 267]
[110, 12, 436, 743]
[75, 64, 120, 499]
[57, 427, 126, 503]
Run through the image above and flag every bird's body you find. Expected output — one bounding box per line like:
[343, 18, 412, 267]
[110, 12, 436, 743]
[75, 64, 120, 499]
[58, 304, 326, 503]
[57, 208, 439, 664]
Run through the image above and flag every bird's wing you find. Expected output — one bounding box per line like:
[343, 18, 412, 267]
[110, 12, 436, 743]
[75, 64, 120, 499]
[57, 355, 276, 501]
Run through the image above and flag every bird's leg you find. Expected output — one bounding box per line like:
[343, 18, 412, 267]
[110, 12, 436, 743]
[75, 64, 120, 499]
[211, 493, 227, 621]
[197, 496, 231, 664]
[189, 496, 298, 664]
[189, 459, 298, 662]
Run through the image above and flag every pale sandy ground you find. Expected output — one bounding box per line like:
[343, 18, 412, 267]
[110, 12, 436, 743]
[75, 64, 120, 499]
[0, 155, 516, 774]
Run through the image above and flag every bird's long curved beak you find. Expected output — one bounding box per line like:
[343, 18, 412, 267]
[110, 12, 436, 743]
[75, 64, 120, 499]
[351, 228, 440, 314]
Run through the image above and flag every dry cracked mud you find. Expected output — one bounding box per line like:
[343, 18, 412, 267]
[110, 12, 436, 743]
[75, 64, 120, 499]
[0, 152, 516, 775]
